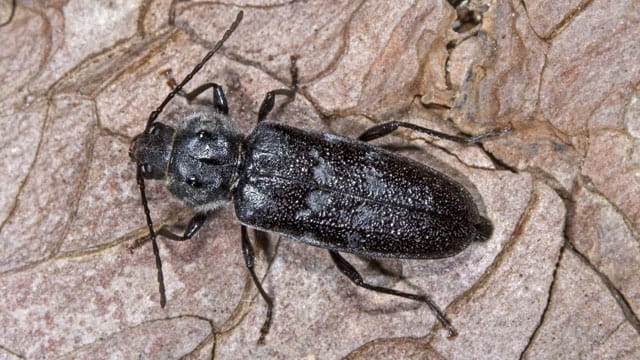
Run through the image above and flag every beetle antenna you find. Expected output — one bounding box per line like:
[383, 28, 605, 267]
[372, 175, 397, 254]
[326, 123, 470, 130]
[136, 11, 244, 308]
[145, 10, 244, 130]
[136, 166, 166, 307]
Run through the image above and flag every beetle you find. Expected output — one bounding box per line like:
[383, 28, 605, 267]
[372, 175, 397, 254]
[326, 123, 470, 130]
[129, 11, 508, 344]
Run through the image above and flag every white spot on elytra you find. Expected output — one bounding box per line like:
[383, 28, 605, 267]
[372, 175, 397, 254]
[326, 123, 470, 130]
[310, 149, 334, 185]
[295, 190, 331, 220]
[240, 184, 268, 218]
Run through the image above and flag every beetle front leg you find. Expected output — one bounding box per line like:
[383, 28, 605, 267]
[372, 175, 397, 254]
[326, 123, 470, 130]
[358, 120, 511, 144]
[241, 226, 273, 345]
[182, 83, 229, 115]
[163, 70, 229, 115]
[128, 212, 208, 251]
[329, 250, 458, 338]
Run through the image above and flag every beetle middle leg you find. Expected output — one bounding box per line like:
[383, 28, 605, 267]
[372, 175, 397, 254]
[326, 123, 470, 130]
[241, 225, 273, 345]
[257, 56, 299, 122]
[358, 120, 511, 143]
[329, 250, 458, 338]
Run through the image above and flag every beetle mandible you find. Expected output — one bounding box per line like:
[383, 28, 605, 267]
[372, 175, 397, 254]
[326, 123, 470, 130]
[129, 11, 507, 344]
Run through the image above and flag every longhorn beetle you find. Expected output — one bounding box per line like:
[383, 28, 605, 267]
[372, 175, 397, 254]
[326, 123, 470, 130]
[129, 11, 508, 344]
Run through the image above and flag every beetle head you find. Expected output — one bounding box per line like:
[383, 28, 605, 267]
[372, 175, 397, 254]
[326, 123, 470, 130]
[130, 122, 176, 180]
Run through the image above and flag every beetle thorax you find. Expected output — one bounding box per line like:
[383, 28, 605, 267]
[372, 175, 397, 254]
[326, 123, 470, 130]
[164, 112, 244, 211]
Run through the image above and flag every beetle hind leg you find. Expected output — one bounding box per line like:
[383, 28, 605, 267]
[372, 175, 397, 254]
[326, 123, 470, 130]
[358, 120, 511, 144]
[329, 250, 458, 338]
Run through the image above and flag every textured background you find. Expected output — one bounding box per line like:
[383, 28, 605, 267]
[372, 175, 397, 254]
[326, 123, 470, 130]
[0, 0, 638, 359]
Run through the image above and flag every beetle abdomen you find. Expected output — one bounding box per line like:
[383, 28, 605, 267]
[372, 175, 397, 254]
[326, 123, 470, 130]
[234, 121, 490, 259]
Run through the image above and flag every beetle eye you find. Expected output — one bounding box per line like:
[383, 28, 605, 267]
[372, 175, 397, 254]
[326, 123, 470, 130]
[197, 130, 210, 139]
[187, 176, 202, 188]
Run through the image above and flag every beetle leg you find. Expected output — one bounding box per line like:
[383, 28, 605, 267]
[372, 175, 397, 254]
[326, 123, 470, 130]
[329, 250, 458, 338]
[128, 212, 208, 251]
[164, 71, 229, 115]
[257, 56, 299, 122]
[241, 225, 273, 345]
[257, 89, 294, 122]
[158, 212, 208, 241]
[358, 120, 511, 143]
[181, 83, 229, 115]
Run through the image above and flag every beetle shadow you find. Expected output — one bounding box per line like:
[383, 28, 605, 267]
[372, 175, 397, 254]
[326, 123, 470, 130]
[345, 256, 434, 314]
[253, 228, 280, 265]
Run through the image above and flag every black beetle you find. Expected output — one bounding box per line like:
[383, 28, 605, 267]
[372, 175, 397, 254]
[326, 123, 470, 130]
[129, 11, 507, 343]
